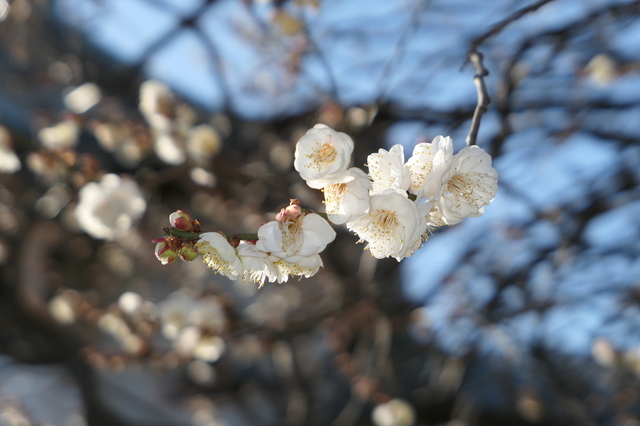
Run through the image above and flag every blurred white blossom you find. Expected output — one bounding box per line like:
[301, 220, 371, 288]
[154, 132, 186, 165]
[74, 174, 146, 240]
[38, 119, 79, 149]
[372, 399, 416, 426]
[64, 83, 102, 114]
[187, 124, 221, 161]
[0, 126, 20, 173]
[139, 80, 174, 132]
[159, 291, 227, 340]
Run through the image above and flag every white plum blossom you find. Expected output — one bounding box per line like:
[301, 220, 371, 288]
[406, 135, 453, 198]
[187, 124, 221, 161]
[159, 291, 227, 341]
[272, 254, 323, 283]
[256, 210, 336, 263]
[323, 167, 372, 225]
[368, 144, 412, 195]
[159, 292, 196, 340]
[38, 119, 79, 149]
[436, 145, 498, 225]
[190, 297, 227, 334]
[347, 189, 427, 261]
[139, 80, 174, 132]
[196, 232, 243, 280]
[154, 133, 186, 165]
[237, 242, 278, 287]
[294, 124, 354, 189]
[0, 126, 20, 174]
[75, 174, 146, 240]
[64, 83, 102, 114]
[372, 399, 416, 426]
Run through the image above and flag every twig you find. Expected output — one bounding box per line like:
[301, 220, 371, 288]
[468, 0, 554, 53]
[463, 0, 556, 147]
[465, 51, 490, 146]
[376, 0, 430, 103]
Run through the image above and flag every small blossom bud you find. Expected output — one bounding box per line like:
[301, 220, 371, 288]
[154, 238, 179, 265]
[169, 210, 200, 231]
[227, 236, 241, 248]
[276, 203, 303, 222]
[180, 242, 199, 262]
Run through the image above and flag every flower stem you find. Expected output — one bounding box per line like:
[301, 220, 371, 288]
[226, 233, 259, 240]
[301, 209, 328, 220]
[166, 228, 258, 241]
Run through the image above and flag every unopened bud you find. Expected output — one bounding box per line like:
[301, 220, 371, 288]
[180, 243, 199, 262]
[154, 238, 179, 265]
[276, 204, 303, 222]
[169, 210, 194, 231]
[153, 238, 178, 265]
[227, 236, 240, 248]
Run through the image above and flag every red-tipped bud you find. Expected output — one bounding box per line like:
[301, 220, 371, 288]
[227, 236, 241, 248]
[154, 238, 179, 265]
[276, 204, 303, 222]
[169, 210, 194, 231]
[180, 242, 199, 262]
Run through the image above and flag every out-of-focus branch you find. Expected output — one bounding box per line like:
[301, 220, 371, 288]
[468, 0, 554, 52]
[465, 51, 490, 147]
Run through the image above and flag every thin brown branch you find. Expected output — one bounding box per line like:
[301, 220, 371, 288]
[465, 51, 490, 147]
[469, 0, 554, 52]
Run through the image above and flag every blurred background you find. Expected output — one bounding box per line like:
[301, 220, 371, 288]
[1, 0, 640, 425]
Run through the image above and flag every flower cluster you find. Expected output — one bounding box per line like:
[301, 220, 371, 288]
[154, 124, 497, 284]
[294, 125, 498, 261]
[195, 200, 335, 286]
[153, 211, 200, 264]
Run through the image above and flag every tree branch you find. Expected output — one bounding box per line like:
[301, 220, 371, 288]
[468, 0, 554, 52]
[465, 51, 490, 147]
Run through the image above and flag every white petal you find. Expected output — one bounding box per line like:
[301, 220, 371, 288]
[197, 232, 243, 280]
[324, 167, 372, 225]
[237, 243, 278, 287]
[368, 144, 411, 194]
[406, 136, 453, 198]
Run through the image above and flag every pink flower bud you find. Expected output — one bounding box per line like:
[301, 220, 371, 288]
[169, 210, 193, 230]
[153, 237, 180, 265]
[276, 204, 302, 223]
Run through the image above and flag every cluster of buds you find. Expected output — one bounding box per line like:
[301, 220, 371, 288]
[153, 211, 201, 265]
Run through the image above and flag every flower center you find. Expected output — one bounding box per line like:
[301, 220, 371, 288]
[197, 241, 237, 275]
[367, 209, 402, 241]
[323, 183, 348, 213]
[307, 142, 337, 170]
[279, 216, 302, 253]
[447, 174, 474, 200]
